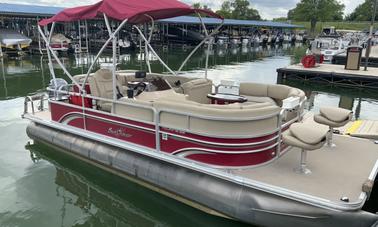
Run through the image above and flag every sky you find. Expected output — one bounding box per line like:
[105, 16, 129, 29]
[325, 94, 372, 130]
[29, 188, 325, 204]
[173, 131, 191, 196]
[2, 0, 365, 20]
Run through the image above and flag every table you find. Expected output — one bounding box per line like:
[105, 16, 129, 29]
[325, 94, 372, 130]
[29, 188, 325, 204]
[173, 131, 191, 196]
[207, 93, 247, 105]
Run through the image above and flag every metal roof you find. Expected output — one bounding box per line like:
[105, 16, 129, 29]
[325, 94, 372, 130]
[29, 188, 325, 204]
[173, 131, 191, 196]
[159, 16, 303, 28]
[0, 3, 302, 28]
[0, 3, 63, 17]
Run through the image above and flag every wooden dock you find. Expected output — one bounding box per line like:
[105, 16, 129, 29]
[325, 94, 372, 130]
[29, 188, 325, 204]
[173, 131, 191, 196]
[303, 112, 378, 140]
[333, 45, 378, 67]
[277, 63, 378, 88]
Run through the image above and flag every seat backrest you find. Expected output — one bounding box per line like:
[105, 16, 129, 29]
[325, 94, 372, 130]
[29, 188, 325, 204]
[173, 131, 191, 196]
[89, 69, 124, 99]
[181, 78, 212, 104]
[154, 100, 280, 137]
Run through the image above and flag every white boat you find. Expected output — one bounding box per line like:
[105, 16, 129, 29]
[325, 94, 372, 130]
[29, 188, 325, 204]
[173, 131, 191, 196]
[23, 0, 378, 226]
[310, 38, 349, 62]
[0, 29, 32, 57]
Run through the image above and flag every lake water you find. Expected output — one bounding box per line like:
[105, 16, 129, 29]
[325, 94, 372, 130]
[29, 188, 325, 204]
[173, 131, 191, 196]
[1, 44, 378, 227]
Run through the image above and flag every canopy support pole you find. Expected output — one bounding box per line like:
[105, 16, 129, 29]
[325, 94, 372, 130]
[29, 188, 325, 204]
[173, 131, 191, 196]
[81, 18, 128, 92]
[177, 20, 224, 73]
[104, 14, 118, 113]
[198, 13, 211, 79]
[133, 25, 177, 76]
[144, 14, 156, 74]
[38, 25, 82, 90]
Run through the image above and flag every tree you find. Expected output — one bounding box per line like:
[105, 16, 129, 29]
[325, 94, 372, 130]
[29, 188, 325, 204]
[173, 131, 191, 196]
[216, 1, 233, 19]
[216, 0, 261, 20]
[288, 0, 344, 35]
[192, 3, 201, 9]
[192, 3, 212, 11]
[346, 0, 378, 21]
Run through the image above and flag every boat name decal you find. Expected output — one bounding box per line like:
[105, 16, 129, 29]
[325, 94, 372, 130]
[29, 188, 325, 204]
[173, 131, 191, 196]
[107, 128, 132, 138]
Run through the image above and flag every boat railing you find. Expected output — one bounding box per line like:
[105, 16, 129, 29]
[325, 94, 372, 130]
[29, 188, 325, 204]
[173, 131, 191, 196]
[23, 93, 48, 115]
[37, 87, 304, 157]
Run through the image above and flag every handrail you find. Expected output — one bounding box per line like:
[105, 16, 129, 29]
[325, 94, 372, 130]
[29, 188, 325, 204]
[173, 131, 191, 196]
[46, 87, 303, 155]
[23, 94, 48, 115]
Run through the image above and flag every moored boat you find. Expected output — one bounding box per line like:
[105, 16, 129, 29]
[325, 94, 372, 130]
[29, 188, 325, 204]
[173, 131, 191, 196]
[0, 29, 32, 57]
[22, 0, 378, 226]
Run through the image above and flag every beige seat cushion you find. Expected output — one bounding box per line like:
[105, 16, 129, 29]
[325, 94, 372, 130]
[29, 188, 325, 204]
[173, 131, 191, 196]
[136, 89, 188, 102]
[89, 69, 125, 111]
[320, 107, 352, 123]
[289, 123, 328, 145]
[154, 100, 280, 137]
[181, 78, 212, 104]
[113, 98, 154, 122]
[283, 131, 325, 151]
[314, 115, 350, 128]
[239, 82, 305, 107]
[243, 95, 276, 105]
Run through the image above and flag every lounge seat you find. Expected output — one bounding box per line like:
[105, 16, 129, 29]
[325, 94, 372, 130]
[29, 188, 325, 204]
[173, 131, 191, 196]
[240, 83, 305, 106]
[181, 78, 213, 104]
[154, 100, 280, 137]
[314, 107, 353, 147]
[283, 123, 328, 174]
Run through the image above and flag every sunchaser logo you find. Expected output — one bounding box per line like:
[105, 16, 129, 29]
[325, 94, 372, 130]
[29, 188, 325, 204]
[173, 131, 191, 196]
[107, 128, 132, 138]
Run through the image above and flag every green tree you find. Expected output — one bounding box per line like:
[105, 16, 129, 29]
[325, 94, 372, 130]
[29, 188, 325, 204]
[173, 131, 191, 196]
[216, 0, 261, 20]
[288, 0, 345, 35]
[216, 1, 233, 18]
[346, 0, 377, 21]
[192, 3, 201, 9]
[192, 3, 212, 11]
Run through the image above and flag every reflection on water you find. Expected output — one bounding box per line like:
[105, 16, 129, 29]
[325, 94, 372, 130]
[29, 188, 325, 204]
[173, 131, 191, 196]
[24, 143, 248, 227]
[1, 44, 378, 227]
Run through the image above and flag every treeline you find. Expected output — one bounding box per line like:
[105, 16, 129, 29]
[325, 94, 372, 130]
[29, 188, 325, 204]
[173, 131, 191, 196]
[192, 0, 378, 35]
[192, 0, 260, 20]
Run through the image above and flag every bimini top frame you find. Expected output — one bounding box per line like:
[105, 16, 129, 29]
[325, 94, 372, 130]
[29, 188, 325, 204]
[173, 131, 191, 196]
[38, 0, 224, 112]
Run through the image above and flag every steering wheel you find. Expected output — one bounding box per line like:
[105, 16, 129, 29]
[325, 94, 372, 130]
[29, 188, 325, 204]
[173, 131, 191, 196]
[133, 82, 147, 96]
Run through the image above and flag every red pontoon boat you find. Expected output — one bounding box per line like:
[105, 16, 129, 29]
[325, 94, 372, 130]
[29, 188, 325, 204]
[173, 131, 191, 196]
[23, 1, 378, 226]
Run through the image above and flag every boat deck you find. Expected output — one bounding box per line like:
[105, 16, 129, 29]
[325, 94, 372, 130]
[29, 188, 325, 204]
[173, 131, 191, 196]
[233, 135, 378, 203]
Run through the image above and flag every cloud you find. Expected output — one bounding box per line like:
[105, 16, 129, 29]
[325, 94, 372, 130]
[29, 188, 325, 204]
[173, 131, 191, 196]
[183, 0, 364, 19]
[2, 0, 365, 19]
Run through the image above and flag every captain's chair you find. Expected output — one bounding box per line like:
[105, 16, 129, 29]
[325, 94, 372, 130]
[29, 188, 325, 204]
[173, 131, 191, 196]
[89, 68, 125, 112]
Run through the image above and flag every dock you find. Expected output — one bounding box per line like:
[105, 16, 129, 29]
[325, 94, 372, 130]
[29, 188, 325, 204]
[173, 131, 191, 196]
[277, 63, 378, 88]
[333, 45, 378, 67]
[303, 112, 378, 140]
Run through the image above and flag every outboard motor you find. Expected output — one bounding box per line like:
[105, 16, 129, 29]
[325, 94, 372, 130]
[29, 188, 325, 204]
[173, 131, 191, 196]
[48, 78, 68, 100]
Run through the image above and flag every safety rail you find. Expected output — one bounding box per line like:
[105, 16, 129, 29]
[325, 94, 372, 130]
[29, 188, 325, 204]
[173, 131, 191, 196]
[42, 88, 304, 158]
[23, 93, 48, 115]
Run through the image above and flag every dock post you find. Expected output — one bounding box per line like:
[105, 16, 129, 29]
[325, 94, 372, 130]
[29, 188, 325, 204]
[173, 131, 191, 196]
[277, 70, 283, 84]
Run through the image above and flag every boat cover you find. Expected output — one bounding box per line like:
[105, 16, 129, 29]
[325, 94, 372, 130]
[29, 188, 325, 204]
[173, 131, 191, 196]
[39, 0, 221, 26]
[0, 30, 32, 46]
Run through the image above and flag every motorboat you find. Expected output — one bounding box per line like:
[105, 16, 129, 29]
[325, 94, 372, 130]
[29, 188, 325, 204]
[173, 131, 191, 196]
[309, 38, 349, 62]
[50, 33, 72, 52]
[23, 0, 378, 226]
[0, 29, 32, 57]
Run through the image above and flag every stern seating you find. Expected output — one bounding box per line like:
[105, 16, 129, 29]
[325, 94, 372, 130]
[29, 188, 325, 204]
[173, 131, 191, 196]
[113, 92, 280, 137]
[240, 83, 305, 106]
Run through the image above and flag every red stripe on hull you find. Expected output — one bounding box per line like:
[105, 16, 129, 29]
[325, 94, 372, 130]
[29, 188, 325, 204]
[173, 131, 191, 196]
[50, 101, 289, 168]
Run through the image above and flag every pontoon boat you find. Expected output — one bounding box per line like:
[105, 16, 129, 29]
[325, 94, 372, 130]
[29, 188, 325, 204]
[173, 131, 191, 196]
[22, 0, 378, 226]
